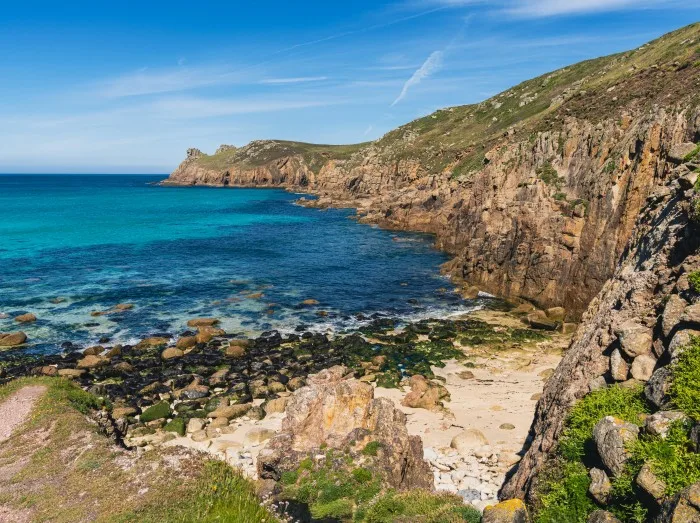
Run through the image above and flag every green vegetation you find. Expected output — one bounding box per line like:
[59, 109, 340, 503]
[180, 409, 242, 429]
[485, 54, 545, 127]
[163, 417, 186, 436]
[279, 452, 481, 522]
[558, 385, 650, 462]
[629, 421, 700, 495]
[119, 460, 278, 523]
[537, 162, 564, 190]
[689, 271, 700, 293]
[669, 336, 700, 419]
[0, 377, 277, 523]
[140, 401, 171, 422]
[362, 441, 382, 457]
[360, 490, 481, 523]
[684, 143, 700, 162]
[533, 386, 651, 522]
[535, 461, 596, 523]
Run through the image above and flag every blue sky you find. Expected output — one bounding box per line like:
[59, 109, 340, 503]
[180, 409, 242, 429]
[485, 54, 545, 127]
[1, 1, 699, 173]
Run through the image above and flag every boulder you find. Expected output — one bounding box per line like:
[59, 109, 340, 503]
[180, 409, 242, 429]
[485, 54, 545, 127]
[668, 329, 700, 359]
[209, 403, 251, 420]
[546, 307, 566, 322]
[451, 429, 489, 455]
[225, 345, 246, 358]
[401, 374, 450, 411]
[658, 482, 700, 522]
[593, 416, 639, 476]
[135, 337, 169, 349]
[645, 367, 673, 408]
[482, 499, 530, 523]
[77, 355, 108, 369]
[663, 295, 688, 338]
[525, 311, 558, 330]
[589, 467, 612, 504]
[176, 336, 197, 350]
[587, 511, 621, 523]
[196, 326, 225, 344]
[257, 365, 432, 490]
[140, 401, 171, 422]
[263, 397, 287, 415]
[615, 320, 653, 358]
[244, 427, 276, 445]
[683, 303, 700, 325]
[187, 418, 206, 434]
[14, 313, 37, 323]
[57, 368, 85, 378]
[610, 350, 629, 381]
[636, 462, 667, 502]
[630, 354, 656, 381]
[645, 411, 687, 439]
[112, 407, 137, 419]
[0, 332, 27, 347]
[286, 377, 305, 391]
[113, 303, 134, 311]
[161, 347, 184, 360]
[668, 142, 698, 163]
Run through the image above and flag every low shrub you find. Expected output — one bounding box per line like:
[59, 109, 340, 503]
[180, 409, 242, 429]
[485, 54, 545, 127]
[558, 385, 650, 462]
[669, 336, 700, 419]
[689, 271, 700, 293]
[361, 489, 481, 523]
[534, 461, 595, 523]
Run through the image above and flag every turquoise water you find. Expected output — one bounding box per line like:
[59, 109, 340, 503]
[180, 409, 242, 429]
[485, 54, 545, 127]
[0, 175, 478, 353]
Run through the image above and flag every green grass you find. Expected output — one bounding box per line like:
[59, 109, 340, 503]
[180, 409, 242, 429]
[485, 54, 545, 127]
[0, 377, 278, 523]
[117, 460, 278, 523]
[537, 162, 564, 190]
[359, 490, 481, 523]
[558, 385, 650, 462]
[669, 336, 700, 419]
[362, 441, 382, 457]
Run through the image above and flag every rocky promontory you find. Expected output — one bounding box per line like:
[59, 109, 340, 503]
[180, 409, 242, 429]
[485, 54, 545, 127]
[164, 24, 700, 321]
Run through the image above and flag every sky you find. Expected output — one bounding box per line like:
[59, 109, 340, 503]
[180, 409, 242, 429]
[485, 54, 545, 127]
[1, 1, 699, 173]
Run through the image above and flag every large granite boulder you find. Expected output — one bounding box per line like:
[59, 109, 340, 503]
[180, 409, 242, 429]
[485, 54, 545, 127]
[257, 365, 432, 490]
[593, 416, 639, 476]
[482, 499, 530, 523]
[658, 482, 700, 522]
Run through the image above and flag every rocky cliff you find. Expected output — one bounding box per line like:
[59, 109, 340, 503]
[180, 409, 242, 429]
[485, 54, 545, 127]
[165, 24, 700, 320]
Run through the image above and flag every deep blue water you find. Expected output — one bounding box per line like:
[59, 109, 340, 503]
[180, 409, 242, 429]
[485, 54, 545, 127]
[0, 175, 478, 354]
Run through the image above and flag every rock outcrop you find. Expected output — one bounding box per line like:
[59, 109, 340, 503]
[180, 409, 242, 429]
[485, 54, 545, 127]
[163, 24, 700, 319]
[257, 365, 432, 490]
[501, 121, 700, 499]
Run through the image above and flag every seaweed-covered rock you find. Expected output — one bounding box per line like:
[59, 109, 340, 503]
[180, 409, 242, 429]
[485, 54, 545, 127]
[140, 401, 171, 422]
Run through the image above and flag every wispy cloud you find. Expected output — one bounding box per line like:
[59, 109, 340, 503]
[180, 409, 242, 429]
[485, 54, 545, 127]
[98, 65, 241, 98]
[408, 0, 689, 17]
[259, 76, 329, 84]
[391, 50, 444, 106]
[148, 96, 342, 119]
[364, 125, 374, 135]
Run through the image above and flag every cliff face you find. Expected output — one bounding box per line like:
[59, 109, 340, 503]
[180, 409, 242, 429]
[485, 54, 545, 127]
[164, 24, 700, 320]
[501, 147, 700, 501]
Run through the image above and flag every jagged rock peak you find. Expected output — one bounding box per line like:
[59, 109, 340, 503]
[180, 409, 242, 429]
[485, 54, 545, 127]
[215, 144, 237, 155]
[186, 148, 203, 160]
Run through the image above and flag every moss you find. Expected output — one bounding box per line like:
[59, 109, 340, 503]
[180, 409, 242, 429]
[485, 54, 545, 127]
[140, 401, 171, 422]
[163, 417, 185, 436]
[669, 336, 700, 420]
[558, 385, 650, 463]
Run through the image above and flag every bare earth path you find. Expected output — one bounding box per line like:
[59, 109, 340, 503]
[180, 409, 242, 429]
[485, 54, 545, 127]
[0, 385, 46, 444]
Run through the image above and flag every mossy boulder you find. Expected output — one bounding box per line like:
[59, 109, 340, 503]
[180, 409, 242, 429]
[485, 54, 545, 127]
[140, 401, 171, 422]
[163, 417, 186, 436]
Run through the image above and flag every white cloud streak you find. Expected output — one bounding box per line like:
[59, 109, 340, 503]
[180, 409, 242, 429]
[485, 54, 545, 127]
[259, 76, 329, 84]
[391, 50, 444, 106]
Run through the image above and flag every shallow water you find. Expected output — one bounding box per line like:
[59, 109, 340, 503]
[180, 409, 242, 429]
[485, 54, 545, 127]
[0, 174, 484, 354]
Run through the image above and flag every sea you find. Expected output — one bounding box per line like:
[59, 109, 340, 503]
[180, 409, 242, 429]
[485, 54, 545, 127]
[0, 174, 485, 354]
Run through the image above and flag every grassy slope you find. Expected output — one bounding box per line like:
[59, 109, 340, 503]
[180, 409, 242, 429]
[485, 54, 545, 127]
[186, 22, 700, 177]
[0, 377, 277, 523]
